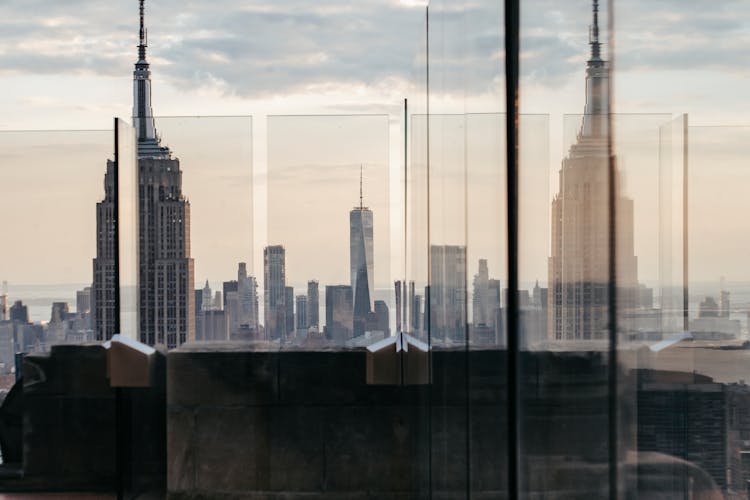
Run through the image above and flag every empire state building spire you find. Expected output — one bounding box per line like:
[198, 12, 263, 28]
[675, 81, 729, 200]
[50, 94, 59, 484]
[133, 0, 167, 156]
[589, 0, 601, 63]
[138, 0, 147, 61]
[581, 0, 609, 138]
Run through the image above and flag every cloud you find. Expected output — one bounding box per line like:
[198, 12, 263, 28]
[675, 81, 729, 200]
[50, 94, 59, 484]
[0, 0, 748, 100]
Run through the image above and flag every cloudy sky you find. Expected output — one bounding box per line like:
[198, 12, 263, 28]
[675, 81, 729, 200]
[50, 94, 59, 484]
[2, 0, 749, 127]
[2, 0, 750, 295]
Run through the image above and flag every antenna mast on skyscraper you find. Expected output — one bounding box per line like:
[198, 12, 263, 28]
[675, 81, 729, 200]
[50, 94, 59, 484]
[138, 0, 148, 61]
[589, 0, 601, 61]
[359, 164, 364, 209]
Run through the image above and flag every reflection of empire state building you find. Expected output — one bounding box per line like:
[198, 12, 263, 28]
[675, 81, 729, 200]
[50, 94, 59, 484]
[548, 0, 637, 341]
[93, 0, 195, 348]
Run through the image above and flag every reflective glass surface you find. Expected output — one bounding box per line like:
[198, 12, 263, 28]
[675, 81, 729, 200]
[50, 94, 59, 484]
[0, 129, 111, 379]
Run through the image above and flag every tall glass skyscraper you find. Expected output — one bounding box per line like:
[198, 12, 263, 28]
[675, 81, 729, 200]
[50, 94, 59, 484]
[350, 167, 374, 335]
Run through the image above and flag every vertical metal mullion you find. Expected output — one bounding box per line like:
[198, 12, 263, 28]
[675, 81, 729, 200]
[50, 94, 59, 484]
[425, 7, 433, 499]
[113, 118, 125, 500]
[682, 115, 689, 332]
[606, 0, 619, 498]
[463, 95, 471, 500]
[504, 0, 520, 497]
[113, 118, 121, 337]
[404, 98, 408, 339]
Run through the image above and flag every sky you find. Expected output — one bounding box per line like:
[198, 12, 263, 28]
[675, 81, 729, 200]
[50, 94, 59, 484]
[2, 0, 750, 296]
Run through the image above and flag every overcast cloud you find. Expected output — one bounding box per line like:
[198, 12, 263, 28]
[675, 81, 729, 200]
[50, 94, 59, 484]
[0, 0, 748, 129]
[0, 0, 746, 101]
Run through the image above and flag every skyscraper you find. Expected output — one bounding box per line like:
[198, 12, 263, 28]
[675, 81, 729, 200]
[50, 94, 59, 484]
[194, 289, 203, 316]
[201, 281, 213, 312]
[92, 157, 117, 341]
[94, 0, 195, 347]
[0, 282, 8, 322]
[394, 280, 403, 334]
[471, 259, 502, 336]
[9, 301, 28, 324]
[237, 262, 259, 330]
[325, 285, 353, 344]
[374, 300, 390, 336]
[76, 287, 91, 316]
[548, 0, 637, 341]
[408, 281, 422, 334]
[307, 280, 319, 329]
[137, 0, 195, 348]
[296, 295, 308, 331]
[223, 280, 239, 308]
[429, 245, 467, 343]
[350, 166, 374, 335]
[264, 245, 286, 340]
[225, 290, 240, 336]
[285, 286, 295, 338]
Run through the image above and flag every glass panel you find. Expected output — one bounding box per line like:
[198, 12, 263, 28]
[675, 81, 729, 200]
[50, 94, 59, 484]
[627, 124, 750, 498]
[688, 126, 750, 339]
[426, 0, 506, 496]
[425, 113, 470, 497]
[467, 113, 507, 350]
[152, 116, 254, 344]
[680, 126, 750, 496]
[407, 113, 428, 346]
[656, 115, 688, 337]
[615, 0, 750, 494]
[407, 111, 431, 497]
[267, 115, 390, 349]
[518, 0, 617, 495]
[116, 118, 138, 341]
[518, 115, 550, 349]
[607, 114, 681, 344]
[0, 129, 111, 380]
[611, 113, 685, 499]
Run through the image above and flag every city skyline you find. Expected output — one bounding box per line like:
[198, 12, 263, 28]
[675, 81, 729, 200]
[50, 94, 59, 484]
[3, 0, 750, 339]
[3, 1, 750, 294]
[0, 2, 748, 496]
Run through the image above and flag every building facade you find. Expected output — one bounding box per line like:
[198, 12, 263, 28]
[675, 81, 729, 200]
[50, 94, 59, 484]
[264, 245, 286, 340]
[93, 0, 195, 348]
[325, 285, 353, 344]
[237, 262, 259, 331]
[92, 159, 118, 341]
[135, 0, 195, 348]
[307, 280, 319, 329]
[295, 295, 308, 332]
[350, 168, 374, 335]
[429, 245, 467, 343]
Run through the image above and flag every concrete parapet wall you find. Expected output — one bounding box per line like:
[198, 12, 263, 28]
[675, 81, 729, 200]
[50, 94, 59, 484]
[166, 344, 618, 499]
[22, 344, 116, 491]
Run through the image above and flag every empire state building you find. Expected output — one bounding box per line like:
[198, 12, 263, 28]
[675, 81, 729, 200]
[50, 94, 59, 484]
[548, 0, 638, 341]
[93, 0, 195, 348]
